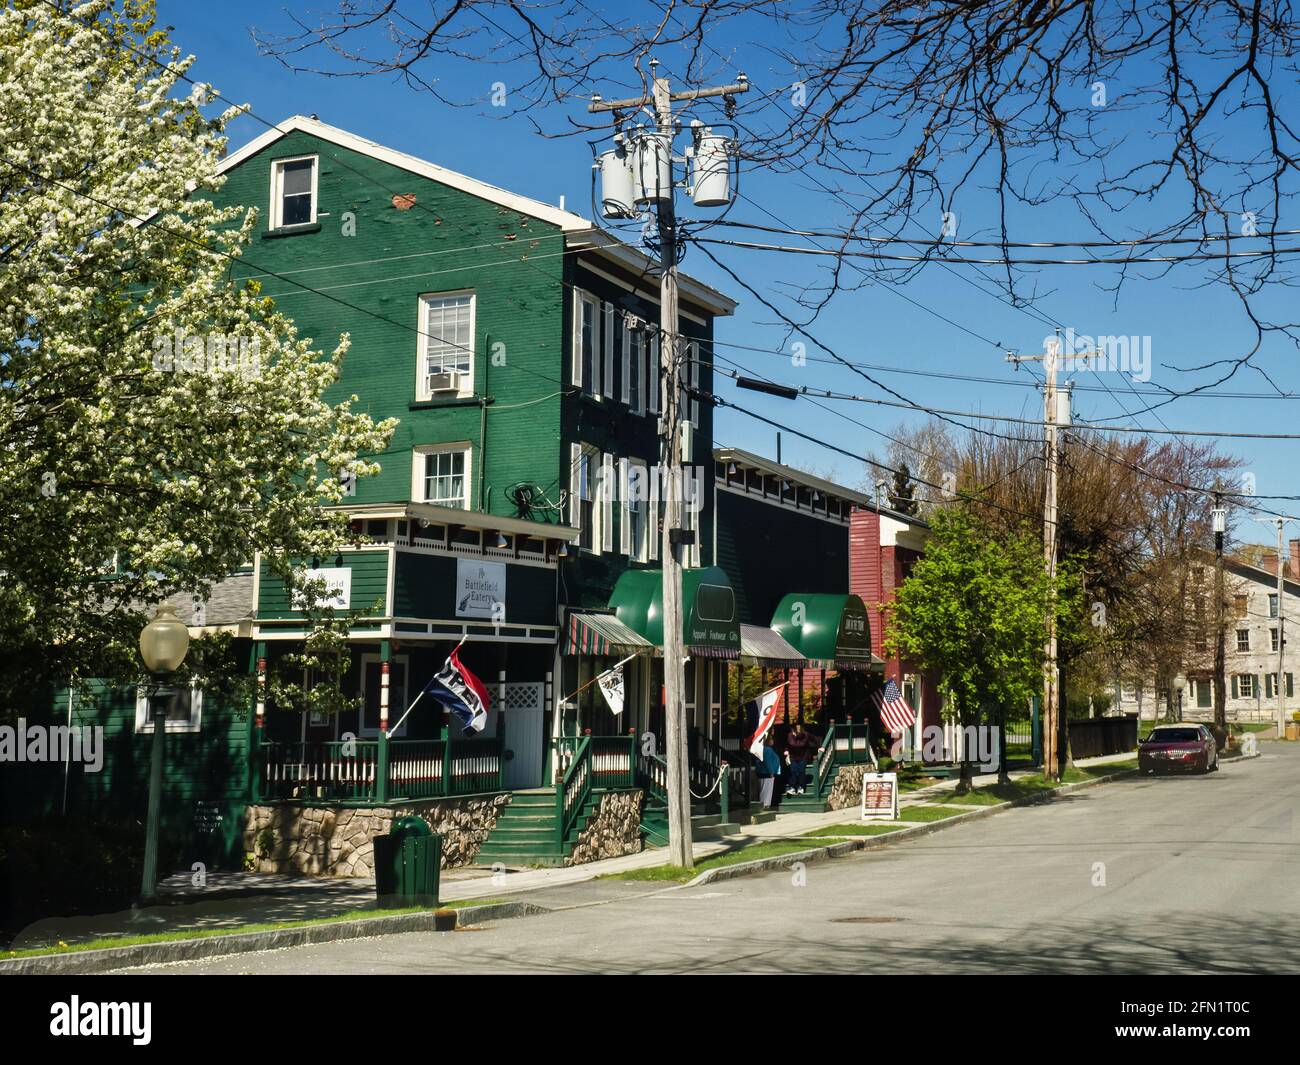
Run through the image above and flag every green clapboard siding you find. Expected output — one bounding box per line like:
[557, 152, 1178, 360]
[4, 667, 253, 869]
[209, 130, 567, 520]
[257, 551, 390, 620]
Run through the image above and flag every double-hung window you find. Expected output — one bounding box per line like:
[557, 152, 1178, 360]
[685, 340, 700, 427]
[271, 156, 317, 228]
[418, 292, 475, 397]
[415, 446, 470, 509]
[623, 319, 646, 414]
[622, 459, 649, 561]
[1236, 629, 1250, 652]
[573, 291, 601, 396]
[135, 684, 203, 734]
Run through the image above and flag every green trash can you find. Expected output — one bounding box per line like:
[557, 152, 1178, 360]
[373, 815, 440, 909]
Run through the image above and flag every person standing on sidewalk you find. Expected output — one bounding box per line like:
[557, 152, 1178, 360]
[784, 722, 819, 795]
[756, 734, 782, 808]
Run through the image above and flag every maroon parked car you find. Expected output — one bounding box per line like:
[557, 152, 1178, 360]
[1138, 724, 1219, 775]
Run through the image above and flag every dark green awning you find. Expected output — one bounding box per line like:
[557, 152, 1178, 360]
[607, 566, 742, 659]
[770, 593, 881, 670]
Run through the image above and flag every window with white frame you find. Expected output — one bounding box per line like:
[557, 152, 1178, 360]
[685, 339, 700, 427]
[622, 458, 649, 561]
[1236, 629, 1250, 652]
[418, 292, 474, 397]
[573, 291, 600, 396]
[135, 684, 203, 733]
[1271, 627, 1279, 652]
[415, 445, 470, 509]
[623, 319, 646, 414]
[1237, 673, 1255, 699]
[680, 490, 700, 567]
[572, 444, 601, 551]
[1269, 593, 1279, 618]
[648, 334, 660, 415]
[602, 302, 615, 399]
[270, 156, 317, 228]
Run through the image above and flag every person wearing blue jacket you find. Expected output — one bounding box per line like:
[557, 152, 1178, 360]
[756, 733, 782, 808]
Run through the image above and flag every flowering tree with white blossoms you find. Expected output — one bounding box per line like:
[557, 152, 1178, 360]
[0, 0, 396, 707]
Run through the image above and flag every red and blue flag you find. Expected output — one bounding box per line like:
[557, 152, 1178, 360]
[423, 646, 490, 735]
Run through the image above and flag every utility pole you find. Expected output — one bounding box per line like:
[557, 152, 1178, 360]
[1212, 496, 1226, 732]
[590, 61, 748, 869]
[1276, 519, 1286, 739]
[1007, 332, 1084, 780]
[1250, 513, 1293, 742]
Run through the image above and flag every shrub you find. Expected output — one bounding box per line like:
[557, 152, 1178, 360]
[0, 819, 151, 946]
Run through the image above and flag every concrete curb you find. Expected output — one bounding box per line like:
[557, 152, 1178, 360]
[0, 900, 550, 976]
[685, 767, 1141, 887]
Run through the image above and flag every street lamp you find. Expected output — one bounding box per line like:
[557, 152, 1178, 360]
[138, 604, 190, 904]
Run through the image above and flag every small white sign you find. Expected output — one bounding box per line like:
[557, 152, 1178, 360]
[456, 558, 507, 619]
[292, 567, 352, 611]
[861, 771, 899, 821]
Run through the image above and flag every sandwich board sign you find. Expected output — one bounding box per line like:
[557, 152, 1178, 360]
[861, 772, 899, 821]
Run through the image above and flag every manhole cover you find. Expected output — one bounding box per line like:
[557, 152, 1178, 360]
[830, 916, 905, 924]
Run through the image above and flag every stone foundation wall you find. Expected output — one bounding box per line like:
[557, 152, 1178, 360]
[243, 793, 509, 878]
[565, 790, 644, 866]
[828, 764, 871, 810]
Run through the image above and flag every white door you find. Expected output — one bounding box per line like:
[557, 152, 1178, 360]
[502, 682, 545, 790]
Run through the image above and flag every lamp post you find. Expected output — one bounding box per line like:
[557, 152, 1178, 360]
[138, 604, 190, 904]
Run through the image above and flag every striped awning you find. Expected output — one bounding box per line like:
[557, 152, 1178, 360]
[564, 611, 655, 657]
[739, 624, 806, 668]
[688, 643, 741, 660]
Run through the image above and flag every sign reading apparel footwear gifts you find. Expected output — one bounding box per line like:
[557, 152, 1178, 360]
[455, 559, 507, 619]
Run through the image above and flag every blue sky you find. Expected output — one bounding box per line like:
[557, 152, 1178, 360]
[157, 1, 1300, 545]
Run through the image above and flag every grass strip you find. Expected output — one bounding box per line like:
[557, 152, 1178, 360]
[596, 840, 817, 883]
[4, 898, 508, 960]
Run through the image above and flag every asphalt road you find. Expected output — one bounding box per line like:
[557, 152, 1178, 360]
[124, 745, 1300, 975]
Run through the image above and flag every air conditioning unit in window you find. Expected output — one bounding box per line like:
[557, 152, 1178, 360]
[426, 370, 463, 394]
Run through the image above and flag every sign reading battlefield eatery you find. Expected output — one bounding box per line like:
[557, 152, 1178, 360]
[456, 559, 507, 620]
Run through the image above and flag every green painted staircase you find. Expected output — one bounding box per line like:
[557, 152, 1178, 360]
[474, 788, 606, 868]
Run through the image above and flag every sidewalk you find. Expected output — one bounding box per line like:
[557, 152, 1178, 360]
[7, 751, 1136, 951]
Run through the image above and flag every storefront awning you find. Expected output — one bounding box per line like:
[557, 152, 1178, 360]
[564, 610, 655, 657]
[607, 566, 742, 659]
[739, 624, 806, 668]
[770, 593, 883, 671]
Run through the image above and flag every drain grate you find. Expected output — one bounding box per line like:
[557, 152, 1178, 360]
[830, 916, 905, 924]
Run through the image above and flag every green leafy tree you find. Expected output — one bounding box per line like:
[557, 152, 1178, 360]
[0, 1, 396, 709]
[885, 509, 1082, 791]
[266, 572, 381, 718]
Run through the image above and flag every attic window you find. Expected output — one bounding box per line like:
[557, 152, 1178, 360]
[271, 156, 317, 228]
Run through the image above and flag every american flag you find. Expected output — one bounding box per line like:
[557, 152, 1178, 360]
[873, 678, 916, 735]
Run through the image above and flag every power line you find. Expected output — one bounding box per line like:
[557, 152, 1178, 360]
[705, 359, 1300, 440]
[692, 234, 1300, 267]
[708, 217, 1300, 250]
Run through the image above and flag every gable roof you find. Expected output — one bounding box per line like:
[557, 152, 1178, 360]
[218, 115, 736, 317]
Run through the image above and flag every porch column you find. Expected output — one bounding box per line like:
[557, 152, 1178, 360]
[377, 640, 391, 802]
[379, 639, 392, 732]
[497, 669, 507, 791]
[251, 641, 267, 803]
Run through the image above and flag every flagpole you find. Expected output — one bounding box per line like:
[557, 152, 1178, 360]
[557, 653, 639, 707]
[389, 635, 470, 735]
